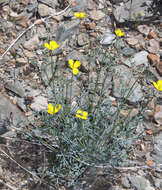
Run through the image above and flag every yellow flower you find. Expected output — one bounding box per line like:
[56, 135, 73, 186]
[44, 41, 60, 50]
[48, 104, 61, 114]
[68, 59, 81, 75]
[138, 12, 143, 17]
[153, 80, 162, 91]
[76, 110, 88, 120]
[74, 12, 86, 18]
[115, 28, 124, 37]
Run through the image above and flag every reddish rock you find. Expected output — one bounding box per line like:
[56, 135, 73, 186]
[89, 32, 97, 37]
[156, 61, 162, 76]
[147, 39, 159, 54]
[84, 22, 96, 30]
[148, 53, 160, 64]
[154, 105, 162, 125]
[126, 37, 138, 46]
[137, 25, 150, 36]
[16, 58, 28, 65]
[149, 30, 157, 39]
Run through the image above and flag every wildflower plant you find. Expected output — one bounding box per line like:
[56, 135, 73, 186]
[27, 12, 146, 189]
[31, 45, 146, 188]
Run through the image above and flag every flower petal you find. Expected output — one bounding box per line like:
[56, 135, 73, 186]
[73, 68, 79, 75]
[55, 104, 62, 112]
[44, 42, 50, 49]
[157, 80, 162, 91]
[68, 59, 74, 69]
[79, 12, 86, 18]
[115, 28, 124, 37]
[74, 12, 80, 18]
[74, 60, 81, 68]
[47, 103, 61, 114]
[153, 82, 159, 90]
[74, 12, 86, 18]
[44, 41, 60, 50]
[48, 104, 55, 114]
[76, 110, 88, 119]
[153, 80, 162, 91]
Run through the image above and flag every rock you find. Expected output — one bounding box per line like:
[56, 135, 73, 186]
[152, 132, 162, 170]
[89, 10, 105, 20]
[148, 53, 160, 64]
[24, 50, 37, 58]
[126, 37, 138, 46]
[156, 61, 162, 75]
[16, 57, 28, 65]
[115, 38, 125, 49]
[137, 25, 150, 36]
[124, 51, 149, 67]
[30, 96, 48, 112]
[38, 0, 58, 8]
[158, 31, 162, 38]
[100, 29, 116, 45]
[120, 47, 135, 56]
[0, 93, 28, 128]
[84, 22, 96, 30]
[152, 178, 162, 188]
[146, 39, 159, 54]
[23, 34, 40, 50]
[113, 0, 153, 23]
[27, 2, 38, 12]
[149, 30, 158, 39]
[63, 81, 80, 99]
[38, 4, 55, 17]
[121, 176, 131, 188]
[154, 105, 162, 125]
[26, 88, 41, 97]
[15, 14, 30, 28]
[17, 97, 27, 112]
[128, 175, 155, 190]
[77, 33, 89, 46]
[56, 20, 80, 43]
[112, 65, 143, 103]
[120, 108, 139, 117]
[5, 81, 26, 97]
[72, 0, 93, 11]
[0, 0, 9, 6]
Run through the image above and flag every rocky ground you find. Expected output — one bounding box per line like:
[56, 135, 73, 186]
[0, 0, 162, 189]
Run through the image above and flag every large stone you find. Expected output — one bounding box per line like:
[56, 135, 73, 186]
[113, 0, 153, 23]
[38, 0, 58, 8]
[112, 65, 143, 103]
[30, 96, 48, 112]
[124, 51, 149, 67]
[0, 93, 28, 129]
[23, 34, 40, 50]
[100, 29, 116, 45]
[156, 61, 162, 76]
[38, 4, 55, 17]
[128, 175, 154, 190]
[154, 105, 162, 125]
[77, 33, 89, 46]
[89, 10, 105, 21]
[56, 19, 80, 43]
[152, 132, 162, 170]
[5, 81, 26, 97]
